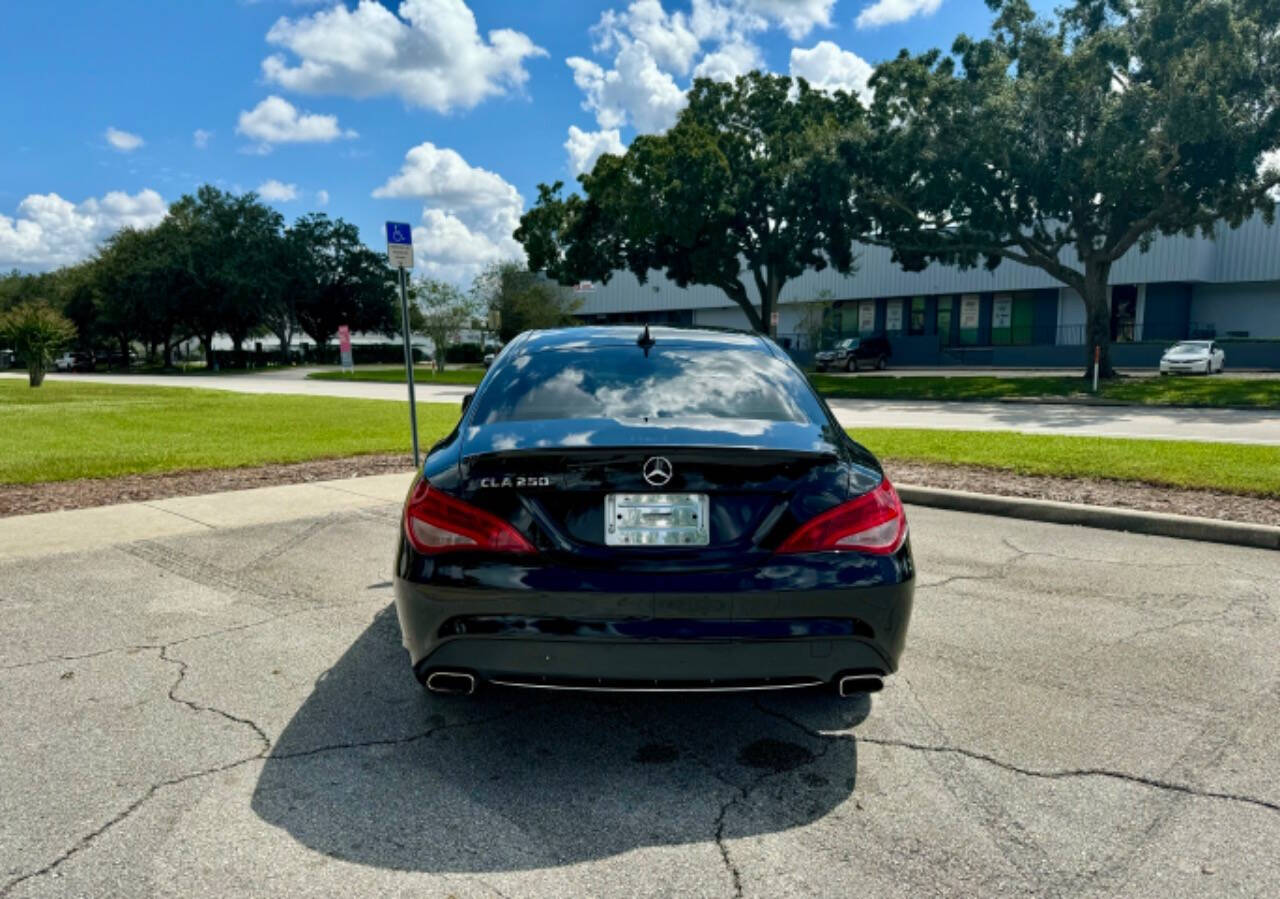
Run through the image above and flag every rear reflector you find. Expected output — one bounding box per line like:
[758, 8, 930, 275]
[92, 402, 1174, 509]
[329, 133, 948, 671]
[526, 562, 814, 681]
[403, 478, 536, 555]
[776, 478, 907, 555]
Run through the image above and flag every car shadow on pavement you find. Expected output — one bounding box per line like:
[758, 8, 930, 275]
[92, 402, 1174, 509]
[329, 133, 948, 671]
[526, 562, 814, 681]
[251, 604, 868, 874]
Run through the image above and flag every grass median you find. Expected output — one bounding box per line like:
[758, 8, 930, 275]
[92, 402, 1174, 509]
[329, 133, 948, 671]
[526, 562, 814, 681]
[850, 427, 1280, 497]
[308, 367, 1279, 410]
[3, 380, 1276, 498]
[0, 380, 458, 485]
[813, 374, 1280, 408]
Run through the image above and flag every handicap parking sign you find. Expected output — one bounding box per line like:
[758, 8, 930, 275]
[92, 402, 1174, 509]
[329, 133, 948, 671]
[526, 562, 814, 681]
[386, 222, 412, 245]
[385, 221, 413, 268]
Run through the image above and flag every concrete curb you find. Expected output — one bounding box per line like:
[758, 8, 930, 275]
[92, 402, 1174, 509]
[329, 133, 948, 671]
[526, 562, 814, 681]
[897, 484, 1280, 551]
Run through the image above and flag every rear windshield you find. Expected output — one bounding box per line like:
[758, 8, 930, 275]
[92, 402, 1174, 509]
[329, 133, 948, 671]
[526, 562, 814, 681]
[471, 345, 819, 425]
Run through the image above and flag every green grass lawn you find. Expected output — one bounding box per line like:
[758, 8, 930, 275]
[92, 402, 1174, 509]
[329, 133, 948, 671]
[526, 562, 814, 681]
[812, 374, 1280, 408]
[4, 380, 1275, 496]
[308, 366, 486, 385]
[308, 366, 1279, 409]
[851, 428, 1280, 496]
[0, 380, 458, 485]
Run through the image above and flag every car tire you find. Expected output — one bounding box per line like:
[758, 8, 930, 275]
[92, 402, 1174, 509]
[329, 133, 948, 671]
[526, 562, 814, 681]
[875, 355, 886, 371]
[845, 358, 856, 373]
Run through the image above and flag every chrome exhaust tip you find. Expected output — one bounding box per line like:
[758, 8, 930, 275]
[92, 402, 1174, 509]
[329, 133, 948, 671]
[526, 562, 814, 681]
[425, 671, 477, 695]
[837, 675, 884, 697]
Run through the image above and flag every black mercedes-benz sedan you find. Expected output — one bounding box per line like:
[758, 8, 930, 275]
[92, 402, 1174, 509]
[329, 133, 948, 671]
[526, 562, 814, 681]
[393, 326, 913, 697]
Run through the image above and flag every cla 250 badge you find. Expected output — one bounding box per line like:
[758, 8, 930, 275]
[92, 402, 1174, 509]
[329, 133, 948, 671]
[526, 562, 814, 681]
[477, 475, 553, 488]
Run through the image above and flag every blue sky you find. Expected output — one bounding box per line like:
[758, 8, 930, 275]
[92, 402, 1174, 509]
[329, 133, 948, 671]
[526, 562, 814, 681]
[0, 0, 1018, 281]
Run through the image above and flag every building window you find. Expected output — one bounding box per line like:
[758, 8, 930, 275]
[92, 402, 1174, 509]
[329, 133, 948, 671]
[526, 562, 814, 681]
[1111, 285, 1138, 342]
[937, 296, 953, 345]
[885, 299, 904, 332]
[958, 294, 980, 345]
[858, 300, 876, 334]
[909, 296, 926, 335]
[991, 294, 1013, 345]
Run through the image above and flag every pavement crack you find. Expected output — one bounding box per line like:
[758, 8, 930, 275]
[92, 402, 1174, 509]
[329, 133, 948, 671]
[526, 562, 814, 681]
[1, 639, 273, 897]
[713, 789, 746, 899]
[916, 542, 1030, 591]
[0, 754, 263, 897]
[855, 735, 1280, 815]
[159, 643, 273, 755]
[267, 700, 554, 763]
[759, 697, 1279, 815]
[1, 595, 386, 672]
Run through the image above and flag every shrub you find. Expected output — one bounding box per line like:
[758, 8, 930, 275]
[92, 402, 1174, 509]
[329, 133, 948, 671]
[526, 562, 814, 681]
[0, 302, 76, 387]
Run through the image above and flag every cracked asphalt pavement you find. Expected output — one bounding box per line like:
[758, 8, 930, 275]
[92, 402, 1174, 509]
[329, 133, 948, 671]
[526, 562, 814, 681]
[2, 504, 1278, 897]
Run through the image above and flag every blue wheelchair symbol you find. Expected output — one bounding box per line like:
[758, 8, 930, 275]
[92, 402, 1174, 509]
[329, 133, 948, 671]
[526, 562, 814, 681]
[385, 222, 412, 245]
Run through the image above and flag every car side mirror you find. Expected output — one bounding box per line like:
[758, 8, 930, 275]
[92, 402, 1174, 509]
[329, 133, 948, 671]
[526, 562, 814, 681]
[461, 392, 474, 414]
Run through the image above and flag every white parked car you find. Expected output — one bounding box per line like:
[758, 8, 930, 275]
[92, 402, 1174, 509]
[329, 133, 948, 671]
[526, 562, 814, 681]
[1159, 340, 1225, 375]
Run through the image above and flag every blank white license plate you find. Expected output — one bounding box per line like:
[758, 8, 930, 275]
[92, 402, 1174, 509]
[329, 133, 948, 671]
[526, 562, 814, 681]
[605, 493, 709, 546]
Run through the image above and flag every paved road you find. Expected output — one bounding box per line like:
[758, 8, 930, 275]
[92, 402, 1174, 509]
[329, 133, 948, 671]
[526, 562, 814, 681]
[826, 397, 1280, 445]
[2, 501, 1277, 897]
[11, 370, 1279, 445]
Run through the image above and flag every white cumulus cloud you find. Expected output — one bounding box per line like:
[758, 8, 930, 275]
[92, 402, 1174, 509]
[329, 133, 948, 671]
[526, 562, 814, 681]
[736, 0, 834, 39]
[790, 40, 873, 100]
[193, 128, 213, 149]
[315, 189, 330, 206]
[855, 0, 942, 29]
[260, 0, 546, 113]
[565, 126, 625, 175]
[593, 0, 701, 75]
[236, 96, 356, 151]
[567, 0, 841, 138]
[568, 40, 687, 133]
[0, 189, 166, 270]
[256, 180, 299, 202]
[692, 39, 763, 82]
[373, 142, 524, 283]
[105, 127, 144, 152]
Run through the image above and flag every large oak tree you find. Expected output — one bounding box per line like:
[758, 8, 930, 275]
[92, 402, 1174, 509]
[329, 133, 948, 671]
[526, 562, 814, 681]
[516, 72, 870, 335]
[864, 0, 1280, 376]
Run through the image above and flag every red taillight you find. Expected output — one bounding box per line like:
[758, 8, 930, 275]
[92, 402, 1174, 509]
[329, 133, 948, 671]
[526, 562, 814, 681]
[403, 479, 536, 555]
[776, 479, 907, 555]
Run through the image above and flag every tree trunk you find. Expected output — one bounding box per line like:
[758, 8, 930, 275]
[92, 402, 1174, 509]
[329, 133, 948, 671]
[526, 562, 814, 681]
[202, 332, 216, 369]
[163, 340, 174, 369]
[27, 361, 45, 387]
[1081, 259, 1115, 379]
[118, 336, 131, 371]
[717, 280, 764, 332]
[272, 326, 292, 364]
[764, 270, 782, 340]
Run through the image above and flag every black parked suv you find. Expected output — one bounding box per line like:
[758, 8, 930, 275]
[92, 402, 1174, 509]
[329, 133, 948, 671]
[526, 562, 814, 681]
[814, 336, 892, 372]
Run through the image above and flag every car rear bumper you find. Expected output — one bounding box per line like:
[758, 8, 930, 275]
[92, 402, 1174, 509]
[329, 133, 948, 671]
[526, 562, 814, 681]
[393, 577, 914, 688]
[1160, 360, 1210, 372]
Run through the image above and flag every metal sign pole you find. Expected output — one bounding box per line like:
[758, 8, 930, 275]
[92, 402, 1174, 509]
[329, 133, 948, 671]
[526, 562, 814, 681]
[399, 266, 420, 468]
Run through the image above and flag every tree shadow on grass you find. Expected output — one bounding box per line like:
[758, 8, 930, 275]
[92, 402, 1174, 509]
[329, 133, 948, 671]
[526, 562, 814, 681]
[251, 604, 870, 874]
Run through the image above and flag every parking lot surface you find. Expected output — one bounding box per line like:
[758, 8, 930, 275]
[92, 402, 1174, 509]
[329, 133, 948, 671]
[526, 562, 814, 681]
[3, 503, 1277, 897]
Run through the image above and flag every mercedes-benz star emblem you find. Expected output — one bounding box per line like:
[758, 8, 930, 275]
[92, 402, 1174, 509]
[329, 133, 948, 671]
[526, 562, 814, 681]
[642, 456, 673, 487]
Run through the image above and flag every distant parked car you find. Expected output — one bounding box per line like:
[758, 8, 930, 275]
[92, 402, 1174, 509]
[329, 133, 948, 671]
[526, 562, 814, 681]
[105, 349, 140, 369]
[1159, 340, 1224, 375]
[0, 349, 13, 370]
[814, 336, 892, 372]
[482, 344, 503, 368]
[54, 351, 95, 372]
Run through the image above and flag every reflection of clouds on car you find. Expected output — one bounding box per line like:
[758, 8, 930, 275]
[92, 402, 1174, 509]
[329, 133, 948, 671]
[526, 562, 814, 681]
[475, 347, 812, 425]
